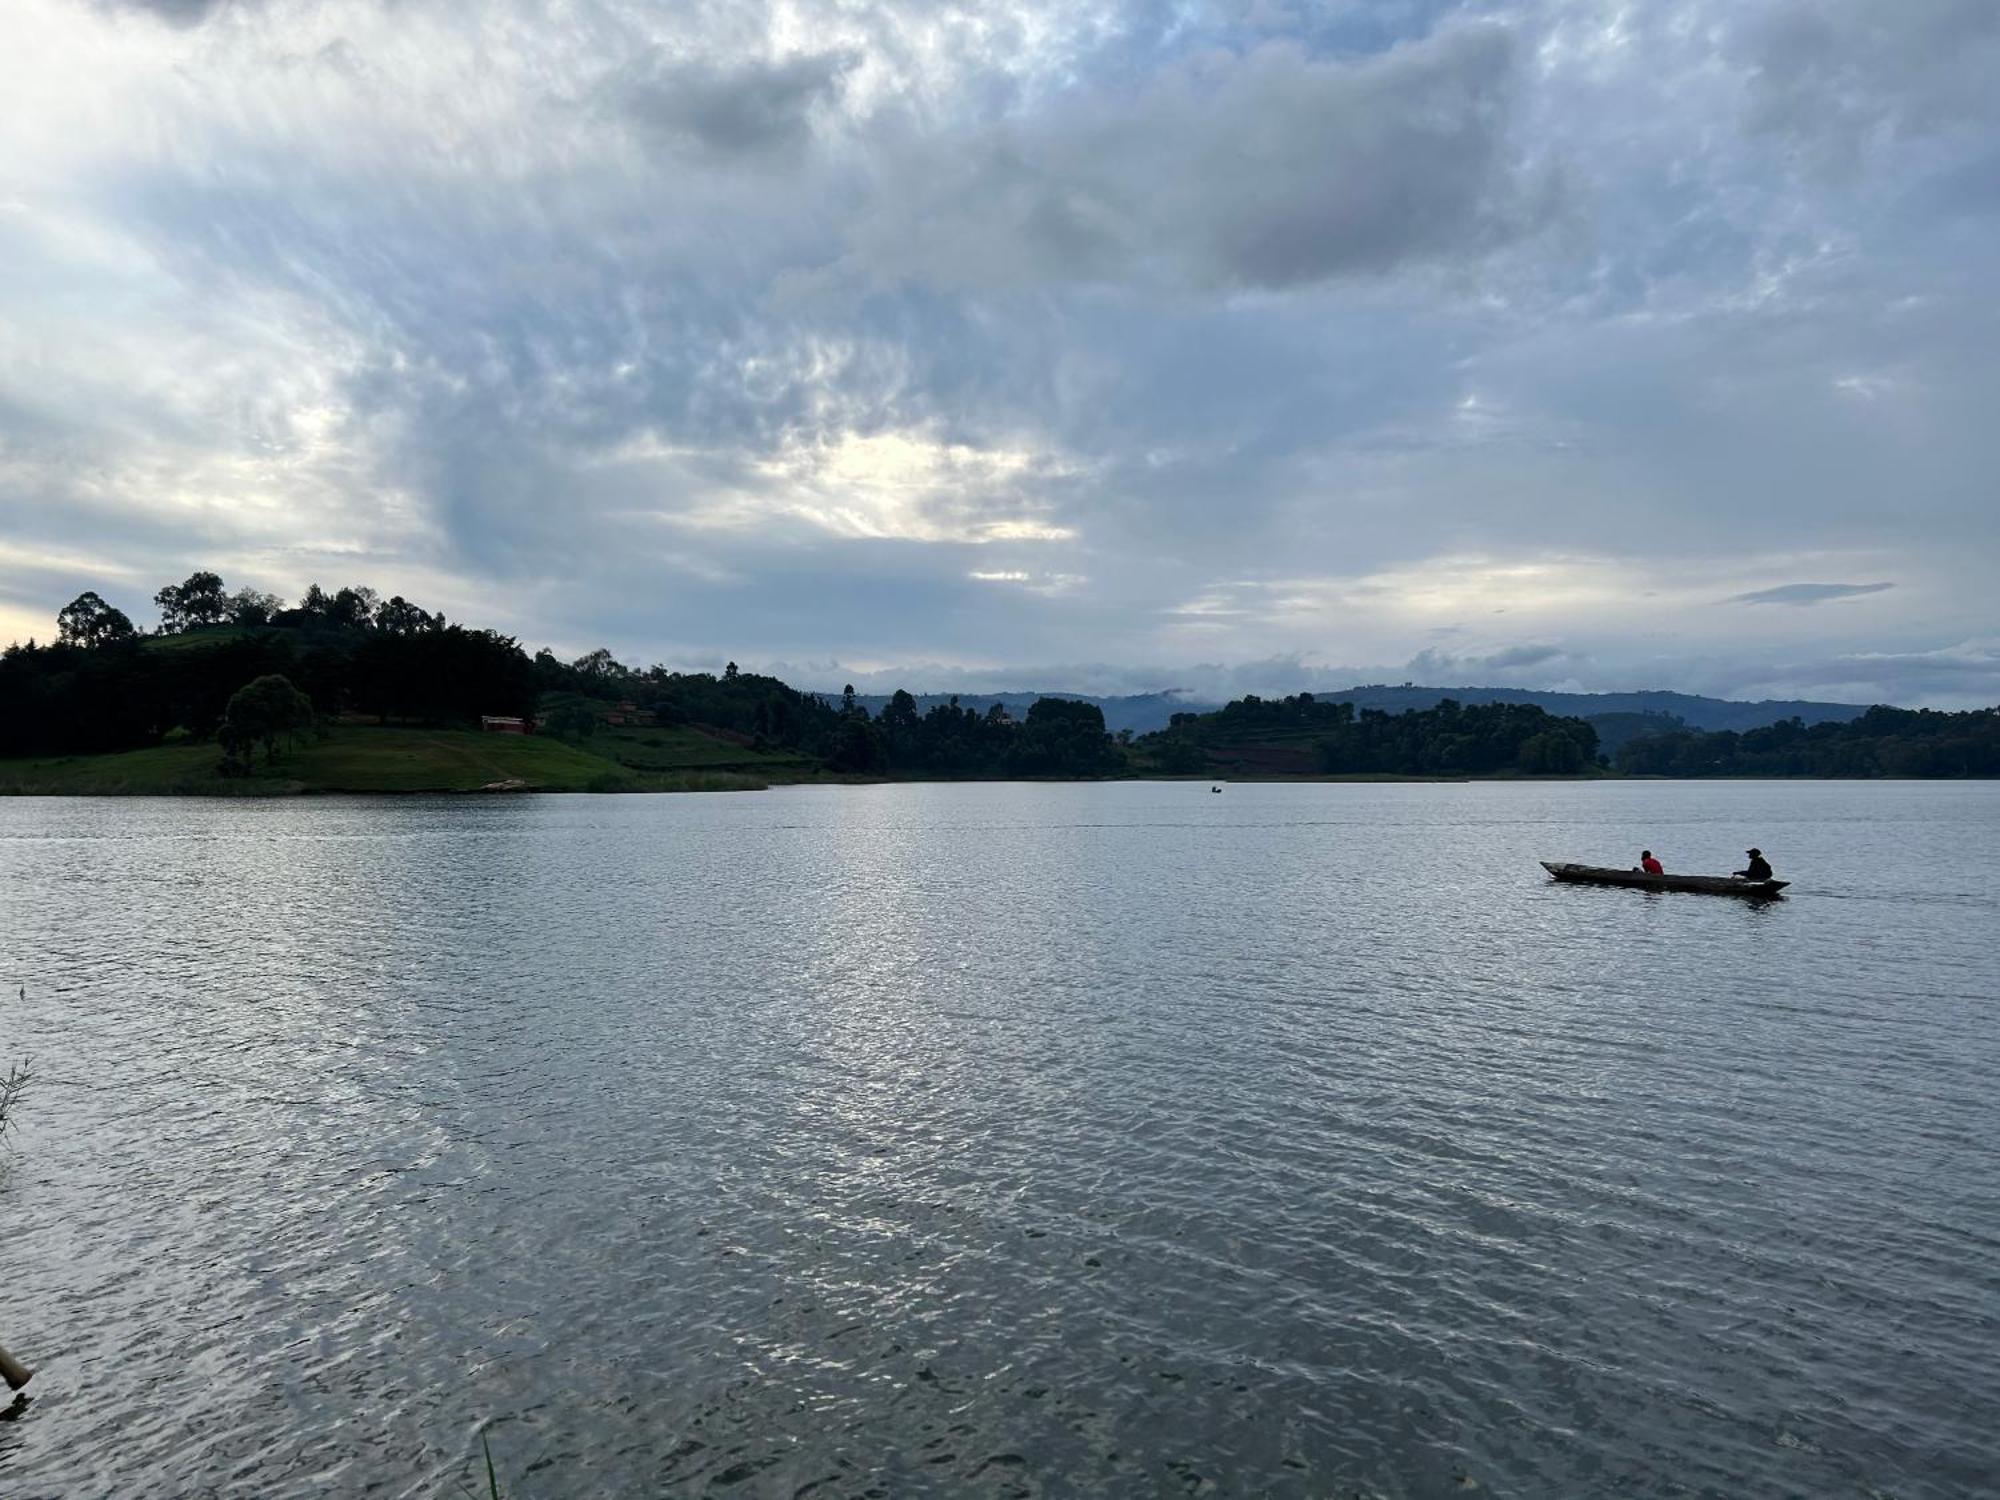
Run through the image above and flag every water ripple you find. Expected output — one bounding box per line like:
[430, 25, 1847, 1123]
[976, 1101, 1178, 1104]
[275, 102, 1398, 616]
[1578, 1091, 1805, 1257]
[2, 781, 1996, 1497]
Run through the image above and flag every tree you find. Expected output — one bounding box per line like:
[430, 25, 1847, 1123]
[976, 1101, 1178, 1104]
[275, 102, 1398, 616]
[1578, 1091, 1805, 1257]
[326, 586, 379, 630]
[881, 688, 919, 729]
[55, 592, 137, 649]
[827, 715, 885, 772]
[154, 570, 229, 632]
[573, 647, 622, 681]
[375, 595, 437, 635]
[1518, 730, 1587, 775]
[228, 588, 285, 627]
[348, 625, 534, 725]
[217, 673, 315, 770]
[1009, 697, 1119, 776]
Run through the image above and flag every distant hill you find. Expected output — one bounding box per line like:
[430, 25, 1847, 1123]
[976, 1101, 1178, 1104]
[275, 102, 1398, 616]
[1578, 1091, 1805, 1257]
[846, 686, 1869, 738]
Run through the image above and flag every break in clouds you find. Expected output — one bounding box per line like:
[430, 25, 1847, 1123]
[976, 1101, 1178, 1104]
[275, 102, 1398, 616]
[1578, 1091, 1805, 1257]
[3, 0, 1999, 705]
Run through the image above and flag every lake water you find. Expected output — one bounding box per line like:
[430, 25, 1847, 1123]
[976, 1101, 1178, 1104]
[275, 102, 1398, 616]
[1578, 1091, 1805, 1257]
[2, 781, 1996, 1498]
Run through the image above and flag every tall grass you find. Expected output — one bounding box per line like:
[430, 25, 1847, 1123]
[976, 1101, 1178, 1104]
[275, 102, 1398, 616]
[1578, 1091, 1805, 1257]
[0, 1058, 29, 1139]
[457, 1430, 505, 1500]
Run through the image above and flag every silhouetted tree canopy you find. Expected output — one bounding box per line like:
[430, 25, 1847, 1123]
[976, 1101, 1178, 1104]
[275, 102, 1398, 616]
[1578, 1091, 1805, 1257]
[229, 588, 286, 627]
[56, 592, 137, 649]
[326, 586, 379, 630]
[154, 571, 229, 632]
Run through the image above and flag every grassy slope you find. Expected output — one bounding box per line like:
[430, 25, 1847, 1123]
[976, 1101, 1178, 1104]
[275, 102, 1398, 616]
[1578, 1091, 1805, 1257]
[591, 724, 818, 775]
[287, 728, 627, 791]
[0, 726, 773, 795]
[138, 625, 265, 652]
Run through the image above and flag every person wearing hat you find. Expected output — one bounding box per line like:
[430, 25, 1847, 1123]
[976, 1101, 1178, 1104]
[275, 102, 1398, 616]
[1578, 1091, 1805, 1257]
[1735, 847, 1773, 881]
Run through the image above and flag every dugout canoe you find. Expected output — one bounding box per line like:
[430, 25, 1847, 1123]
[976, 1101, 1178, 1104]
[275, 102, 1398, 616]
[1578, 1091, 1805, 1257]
[1540, 861, 1789, 897]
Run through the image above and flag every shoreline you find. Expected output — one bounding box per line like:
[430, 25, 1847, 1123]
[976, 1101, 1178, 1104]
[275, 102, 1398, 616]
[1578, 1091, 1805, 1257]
[9, 768, 1985, 798]
[7, 729, 1992, 799]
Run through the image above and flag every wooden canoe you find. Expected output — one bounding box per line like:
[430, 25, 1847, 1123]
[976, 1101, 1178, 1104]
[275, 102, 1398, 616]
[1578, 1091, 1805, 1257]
[1540, 861, 1789, 897]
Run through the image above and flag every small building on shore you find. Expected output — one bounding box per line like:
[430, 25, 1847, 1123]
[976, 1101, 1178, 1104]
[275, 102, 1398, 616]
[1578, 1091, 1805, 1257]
[603, 700, 657, 727]
[480, 715, 533, 734]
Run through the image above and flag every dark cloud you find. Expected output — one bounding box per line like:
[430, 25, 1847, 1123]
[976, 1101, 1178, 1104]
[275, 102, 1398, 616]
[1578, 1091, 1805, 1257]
[851, 21, 1561, 292]
[96, 0, 235, 23]
[1404, 643, 1571, 680]
[1730, 582, 1895, 606]
[1741, 0, 2000, 157]
[617, 51, 855, 161]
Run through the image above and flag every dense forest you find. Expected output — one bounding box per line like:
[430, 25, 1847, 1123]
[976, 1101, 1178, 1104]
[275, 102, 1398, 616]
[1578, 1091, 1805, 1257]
[1613, 706, 2000, 777]
[6, 574, 1996, 785]
[1138, 693, 1604, 776]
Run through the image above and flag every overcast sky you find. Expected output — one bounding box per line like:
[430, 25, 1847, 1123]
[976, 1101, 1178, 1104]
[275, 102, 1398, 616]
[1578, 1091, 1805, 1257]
[3, 0, 1996, 705]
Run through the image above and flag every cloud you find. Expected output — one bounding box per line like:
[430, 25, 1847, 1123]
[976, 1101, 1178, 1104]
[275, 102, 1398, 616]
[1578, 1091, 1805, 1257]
[1740, 0, 2000, 160]
[2, 0, 1997, 711]
[1729, 582, 1895, 606]
[614, 50, 856, 161]
[95, 0, 233, 22]
[849, 21, 1562, 292]
[1404, 642, 1571, 679]
[1708, 638, 2000, 708]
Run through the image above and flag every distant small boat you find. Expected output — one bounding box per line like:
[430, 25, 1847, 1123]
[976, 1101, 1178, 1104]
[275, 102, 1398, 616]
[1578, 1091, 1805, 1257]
[1540, 861, 1788, 898]
[1210, 785, 1223, 793]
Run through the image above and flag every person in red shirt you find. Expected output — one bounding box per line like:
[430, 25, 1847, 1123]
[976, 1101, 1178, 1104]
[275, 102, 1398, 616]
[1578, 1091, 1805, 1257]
[1639, 850, 1665, 875]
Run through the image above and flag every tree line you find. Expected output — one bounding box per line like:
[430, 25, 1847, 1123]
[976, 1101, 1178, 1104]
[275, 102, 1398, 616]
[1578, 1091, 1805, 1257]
[12, 572, 1997, 781]
[532, 660, 1123, 777]
[3, 573, 1128, 779]
[1141, 693, 1604, 776]
[1613, 706, 2000, 777]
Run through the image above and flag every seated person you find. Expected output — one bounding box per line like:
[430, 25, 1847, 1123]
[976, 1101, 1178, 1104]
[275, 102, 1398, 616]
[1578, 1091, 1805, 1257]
[1639, 850, 1664, 875]
[1735, 847, 1774, 881]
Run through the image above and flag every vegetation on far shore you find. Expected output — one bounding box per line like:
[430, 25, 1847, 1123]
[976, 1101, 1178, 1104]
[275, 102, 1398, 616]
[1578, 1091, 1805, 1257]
[5, 570, 1997, 794]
